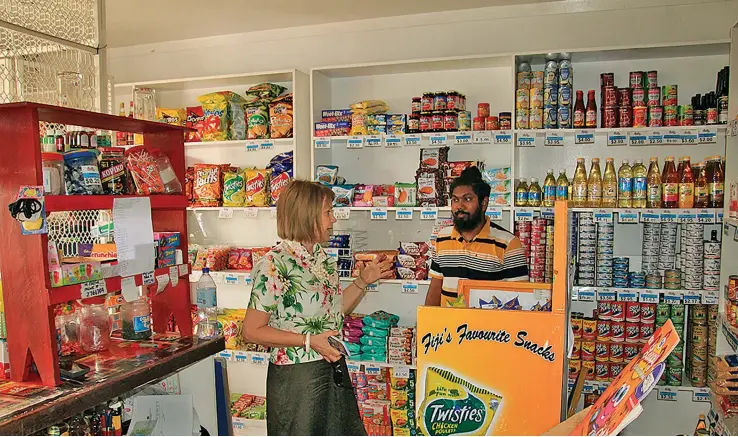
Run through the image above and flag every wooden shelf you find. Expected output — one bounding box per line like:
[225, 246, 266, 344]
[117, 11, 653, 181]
[46, 195, 188, 212]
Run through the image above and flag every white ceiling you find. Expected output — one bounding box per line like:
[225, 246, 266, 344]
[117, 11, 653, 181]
[105, 0, 556, 47]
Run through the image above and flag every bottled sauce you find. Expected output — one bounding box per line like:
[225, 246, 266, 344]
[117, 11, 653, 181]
[707, 155, 725, 208]
[587, 158, 603, 207]
[694, 413, 708, 436]
[694, 162, 709, 208]
[601, 158, 618, 208]
[556, 170, 570, 201]
[528, 178, 542, 207]
[515, 178, 529, 206]
[617, 160, 633, 208]
[646, 157, 662, 208]
[573, 90, 586, 128]
[662, 156, 679, 208]
[572, 158, 588, 207]
[632, 159, 647, 208]
[585, 90, 597, 128]
[543, 169, 556, 207]
[196, 268, 218, 339]
[679, 156, 694, 208]
[150, 148, 183, 194]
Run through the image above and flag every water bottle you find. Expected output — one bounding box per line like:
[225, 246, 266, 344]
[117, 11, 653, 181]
[196, 268, 218, 339]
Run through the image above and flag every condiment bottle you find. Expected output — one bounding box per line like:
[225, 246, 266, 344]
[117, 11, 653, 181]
[694, 162, 709, 208]
[646, 157, 662, 208]
[543, 169, 556, 207]
[602, 158, 618, 208]
[572, 158, 588, 207]
[573, 90, 586, 128]
[585, 90, 597, 128]
[556, 170, 570, 201]
[587, 158, 602, 208]
[515, 178, 529, 206]
[707, 155, 724, 208]
[528, 178, 542, 207]
[678, 156, 694, 208]
[662, 156, 679, 208]
[617, 160, 633, 208]
[632, 159, 647, 208]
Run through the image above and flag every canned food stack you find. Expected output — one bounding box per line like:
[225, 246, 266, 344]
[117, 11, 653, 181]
[557, 55, 573, 129]
[663, 269, 682, 290]
[629, 272, 646, 289]
[514, 220, 532, 273]
[681, 224, 704, 290]
[686, 304, 709, 387]
[642, 223, 660, 275]
[529, 219, 548, 283]
[417, 91, 472, 134]
[473, 104, 511, 132]
[658, 223, 678, 276]
[612, 257, 629, 288]
[727, 276, 738, 329]
[545, 220, 555, 283]
[577, 213, 596, 286]
[543, 54, 560, 129]
[706, 305, 719, 383]
[703, 230, 721, 292]
[657, 303, 685, 386]
[596, 222, 615, 287]
[516, 60, 540, 130]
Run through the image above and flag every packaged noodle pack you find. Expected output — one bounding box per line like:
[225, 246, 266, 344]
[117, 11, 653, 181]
[419, 367, 500, 436]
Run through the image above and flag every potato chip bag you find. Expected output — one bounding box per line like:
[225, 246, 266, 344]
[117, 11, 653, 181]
[196, 91, 244, 141]
[419, 367, 500, 436]
[156, 108, 185, 126]
[193, 164, 222, 207]
[245, 83, 287, 99]
[218, 309, 246, 350]
[223, 169, 245, 207]
[186, 106, 206, 142]
[246, 104, 270, 139]
[244, 168, 270, 207]
[269, 94, 293, 139]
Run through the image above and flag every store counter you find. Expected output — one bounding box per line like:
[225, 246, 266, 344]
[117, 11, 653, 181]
[0, 335, 224, 435]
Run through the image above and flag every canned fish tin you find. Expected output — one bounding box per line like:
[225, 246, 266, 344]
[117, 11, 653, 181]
[572, 340, 581, 359]
[597, 301, 611, 320]
[666, 366, 683, 386]
[583, 360, 595, 381]
[603, 107, 618, 128]
[610, 321, 625, 342]
[595, 362, 610, 382]
[690, 366, 707, 387]
[572, 314, 583, 338]
[516, 89, 530, 109]
[603, 86, 618, 107]
[668, 343, 684, 366]
[582, 317, 597, 340]
[624, 344, 640, 361]
[692, 325, 708, 346]
[625, 321, 640, 343]
[632, 88, 646, 107]
[656, 302, 670, 317]
[517, 71, 532, 89]
[530, 88, 544, 108]
[595, 341, 610, 362]
[633, 107, 648, 127]
[662, 85, 678, 106]
[640, 323, 655, 342]
[597, 320, 611, 341]
[670, 304, 685, 324]
[692, 345, 708, 363]
[704, 242, 721, 258]
[559, 59, 572, 86]
[626, 302, 641, 322]
[610, 301, 625, 322]
[558, 86, 572, 106]
[581, 340, 596, 361]
[529, 108, 543, 129]
[691, 305, 708, 325]
[648, 106, 663, 127]
[516, 109, 530, 129]
[619, 106, 633, 128]
[531, 71, 544, 89]
[610, 363, 625, 379]
[630, 71, 645, 88]
[609, 342, 624, 362]
[558, 106, 572, 129]
[569, 359, 581, 378]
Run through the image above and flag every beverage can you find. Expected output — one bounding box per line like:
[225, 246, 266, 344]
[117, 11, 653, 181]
[639, 322, 655, 342]
[530, 88, 544, 108]
[624, 343, 640, 361]
[558, 86, 572, 106]
[516, 89, 530, 109]
[610, 301, 625, 322]
[572, 339, 581, 359]
[516, 109, 530, 129]
[583, 360, 595, 380]
[559, 59, 572, 86]
[569, 359, 581, 379]
[517, 71, 532, 89]
[640, 304, 656, 322]
[595, 362, 610, 382]
[544, 60, 558, 86]
[625, 302, 641, 322]
[558, 106, 572, 129]
[543, 105, 557, 129]
[544, 85, 559, 106]
[531, 71, 544, 89]
[609, 342, 623, 363]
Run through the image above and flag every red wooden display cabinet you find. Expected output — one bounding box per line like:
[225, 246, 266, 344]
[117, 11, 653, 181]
[0, 102, 193, 386]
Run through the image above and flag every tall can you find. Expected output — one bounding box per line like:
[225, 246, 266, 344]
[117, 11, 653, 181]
[543, 105, 557, 129]
[648, 106, 663, 127]
[664, 105, 678, 126]
[600, 73, 615, 88]
[544, 60, 559, 87]
[516, 109, 530, 129]
[603, 86, 618, 107]
[647, 87, 661, 107]
[544, 85, 559, 106]
[531, 71, 545, 89]
[618, 88, 632, 107]
[662, 85, 678, 106]
[678, 105, 694, 126]
[559, 86, 572, 106]
[603, 107, 619, 128]
[558, 106, 572, 129]
[646, 71, 658, 88]
[632, 88, 646, 107]
[559, 58, 573, 87]
[633, 107, 648, 128]
[529, 108, 543, 129]
[619, 107, 633, 128]
[516, 89, 531, 109]
[530, 88, 544, 108]
[517, 71, 532, 90]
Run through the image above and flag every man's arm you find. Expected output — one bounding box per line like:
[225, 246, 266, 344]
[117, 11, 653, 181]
[502, 236, 530, 281]
[425, 277, 443, 306]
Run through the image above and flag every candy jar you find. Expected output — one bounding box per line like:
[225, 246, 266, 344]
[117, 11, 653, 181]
[55, 309, 80, 356]
[79, 304, 110, 353]
[120, 298, 152, 340]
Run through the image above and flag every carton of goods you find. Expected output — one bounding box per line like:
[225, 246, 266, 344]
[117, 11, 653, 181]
[314, 121, 351, 137]
[321, 109, 352, 119]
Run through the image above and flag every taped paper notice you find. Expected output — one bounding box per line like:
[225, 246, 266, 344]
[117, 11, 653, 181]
[156, 274, 169, 294]
[169, 266, 179, 287]
[121, 276, 139, 302]
[142, 271, 155, 286]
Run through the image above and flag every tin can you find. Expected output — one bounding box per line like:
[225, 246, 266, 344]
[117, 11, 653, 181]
[544, 60, 558, 85]
[670, 304, 685, 324]
[664, 105, 678, 126]
[610, 363, 625, 379]
[603, 86, 618, 107]
[559, 86, 572, 106]
[610, 321, 625, 342]
[625, 302, 641, 322]
[610, 301, 625, 322]
[640, 322, 655, 342]
[485, 116, 499, 131]
[477, 103, 490, 118]
[516, 89, 530, 109]
[595, 341, 610, 362]
[572, 340, 582, 359]
[609, 342, 624, 363]
[517, 71, 532, 89]
[583, 360, 595, 381]
[530, 88, 544, 108]
[647, 71, 658, 88]
[666, 366, 683, 386]
[582, 317, 597, 340]
[707, 107, 718, 124]
[668, 343, 684, 366]
[625, 321, 640, 343]
[559, 59, 572, 86]
[558, 106, 572, 129]
[597, 320, 611, 341]
[632, 88, 646, 107]
[630, 71, 645, 88]
[544, 85, 559, 106]
[705, 242, 722, 258]
[618, 88, 632, 107]
[595, 362, 610, 382]
[640, 304, 656, 322]
[499, 112, 512, 130]
[458, 111, 471, 131]
[729, 276, 738, 300]
[543, 105, 557, 129]
[624, 344, 640, 361]
[673, 323, 685, 341]
[597, 301, 611, 320]
[648, 106, 663, 127]
[473, 116, 485, 131]
[529, 108, 543, 129]
[601, 73, 615, 87]
[602, 107, 617, 128]
[678, 105, 694, 126]
[619, 106, 633, 128]
[633, 107, 648, 128]
[692, 345, 708, 364]
[531, 71, 544, 89]
[690, 366, 707, 387]
[569, 359, 581, 379]
[692, 325, 708, 346]
[581, 340, 596, 361]
[647, 87, 661, 107]
[516, 109, 530, 129]
[691, 305, 708, 325]
[662, 85, 678, 106]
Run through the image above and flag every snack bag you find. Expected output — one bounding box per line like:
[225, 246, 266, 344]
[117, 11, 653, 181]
[222, 169, 245, 207]
[196, 91, 244, 141]
[228, 248, 253, 271]
[350, 100, 389, 114]
[419, 147, 449, 169]
[269, 93, 293, 138]
[416, 169, 444, 206]
[245, 83, 287, 99]
[243, 169, 270, 207]
[267, 151, 294, 206]
[353, 184, 374, 207]
[316, 165, 339, 185]
[156, 108, 185, 126]
[251, 247, 271, 267]
[186, 106, 206, 142]
[350, 113, 369, 136]
[185, 167, 194, 202]
[332, 185, 354, 207]
[193, 164, 222, 207]
[394, 183, 417, 207]
[218, 309, 246, 350]
[124, 146, 165, 195]
[246, 104, 270, 139]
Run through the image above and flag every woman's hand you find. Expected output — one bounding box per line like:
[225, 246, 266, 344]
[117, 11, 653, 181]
[359, 254, 394, 285]
[311, 330, 343, 362]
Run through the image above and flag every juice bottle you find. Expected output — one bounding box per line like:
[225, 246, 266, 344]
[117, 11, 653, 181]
[516, 178, 529, 206]
[707, 155, 725, 208]
[543, 169, 556, 207]
[572, 158, 588, 207]
[601, 158, 618, 208]
[662, 156, 679, 208]
[556, 169, 570, 202]
[694, 162, 708, 208]
[587, 158, 603, 207]
[528, 178, 542, 207]
[617, 159, 633, 208]
[646, 157, 662, 208]
[678, 156, 694, 208]
[632, 159, 647, 208]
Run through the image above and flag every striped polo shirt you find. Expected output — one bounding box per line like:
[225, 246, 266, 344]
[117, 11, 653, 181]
[429, 217, 529, 307]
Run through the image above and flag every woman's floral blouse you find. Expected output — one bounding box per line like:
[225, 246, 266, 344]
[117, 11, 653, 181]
[248, 240, 343, 365]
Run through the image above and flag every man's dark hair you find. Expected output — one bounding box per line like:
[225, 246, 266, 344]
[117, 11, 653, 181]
[449, 166, 491, 201]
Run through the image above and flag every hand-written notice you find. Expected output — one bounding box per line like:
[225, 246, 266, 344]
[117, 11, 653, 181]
[421, 323, 556, 362]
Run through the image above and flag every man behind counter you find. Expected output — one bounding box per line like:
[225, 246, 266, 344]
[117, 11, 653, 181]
[425, 166, 529, 307]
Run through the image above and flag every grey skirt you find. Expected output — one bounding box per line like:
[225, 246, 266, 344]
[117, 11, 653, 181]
[266, 358, 367, 436]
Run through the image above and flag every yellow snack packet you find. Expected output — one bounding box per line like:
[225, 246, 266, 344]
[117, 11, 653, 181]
[156, 107, 185, 126]
[419, 367, 501, 436]
[219, 309, 246, 350]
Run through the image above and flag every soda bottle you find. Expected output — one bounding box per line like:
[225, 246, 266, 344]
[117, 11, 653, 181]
[543, 169, 556, 207]
[196, 268, 218, 339]
[602, 158, 618, 208]
[515, 178, 529, 206]
[556, 170, 570, 202]
[679, 156, 694, 208]
[646, 157, 662, 208]
[617, 160, 633, 208]
[632, 159, 647, 208]
[694, 162, 709, 208]
[587, 158, 603, 207]
[662, 156, 679, 208]
[572, 158, 588, 207]
[528, 178, 542, 207]
[707, 155, 725, 208]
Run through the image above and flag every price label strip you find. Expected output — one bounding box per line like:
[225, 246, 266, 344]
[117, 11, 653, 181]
[516, 132, 536, 147]
[597, 289, 616, 302]
[702, 291, 718, 305]
[648, 131, 663, 145]
[365, 135, 383, 147]
[639, 292, 659, 304]
[218, 208, 233, 219]
[473, 131, 491, 144]
[681, 129, 697, 145]
[607, 131, 627, 146]
[454, 133, 472, 145]
[698, 127, 717, 144]
[575, 130, 595, 145]
[385, 134, 402, 148]
[395, 207, 413, 220]
[420, 207, 438, 221]
[402, 282, 419, 294]
[678, 210, 697, 223]
[429, 135, 448, 146]
[403, 134, 422, 146]
[683, 293, 701, 305]
[629, 131, 647, 146]
[617, 291, 637, 302]
[662, 291, 682, 304]
[485, 207, 503, 221]
[493, 131, 512, 145]
[577, 287, 596, 302]
[693, 388, 710, 403]
[370, 207, 388, 220]
[245, 142, 260, 152]
[314, 137, 331, 149]
[660, 211, 678, 223]
[641, 209, 660, 223]
[594, 209, 614, 223]
[664, 130, 682, 145]
[657, 387, 678, 402]
[540, 207, 555, 219]
[334, 208, 350, 220]
[81, 280, 107, 299]
[618, 209, 639, 223]
[696, 209, 716, 223]
[260, 142, 273, 150]
[544, 131, 564, 146]
[347, 136, 365, 149]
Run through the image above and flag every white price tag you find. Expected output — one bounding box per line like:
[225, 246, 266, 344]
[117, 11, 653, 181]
[473, 131, 492, 144]
[218, 208, 233, 219]
[347, 136, 364, 149]
[243, 208, 259, 218]
[395, 207, 413, 220]
[245, 142, 259, 152]
[393, 366, 410, 379]
[648, 131, 664, 145]
[693, 388, 710, 402]
[224, 274, 239, 285]
[577, 287, 596, 302]
[218, 350, 234, 361]
[618, 291, 637, 302]
[365, 283, 379, 292]
[81, 280, 107, 299]
[233, 350, 249, 362]
[178, 264, 188, 277]
[618, 209, 639, 223]
[696, 209, 716, 223]
[629, 131, 647, 146]
[244, 275, 252, 286]
[575, 130, 595, 144]
[155, 273, 169, 294]
[420, 207, 438, 221]
[403, 134, 422, 146]
[314, 138, 331, 149]
[429, 135, 448, 146]
[683, 294, 701, 305]
[702, 291, 719, 305]
[660, 211, 678, 223]
[260, 142, 274, 150]
[594, 209, 614, 223]
[121, 276, 139, 302]
[493, 131, 512, 145]
[678, 209, 697, 223]
[540, 207, 555, 219]
[639, 292, 659, 304]
[370, 207, 388, 220]
[365, 135, 383, 147]
[365, 366, 381, 376]
[664, 130, 682, 145]
[607, 130, 627, 146]
[169, 266, 179, 287]
[698, 127, 717, 144]
[485, 207, 503, 221]
[516, 132, 536, 147]
[402, 281, 419, 294]
[657, 387, 678, 401]
[597, 288, 616, 301]
[385, 134, 402, 148]
[717, 211, 724, 223]
[663, 291, 681, 304]
[682, 129, 697, 145]
[514, 208, 534, 221]
[249, 353, 268, 366]
[454, 133, 472, 145]
[142, 271, 155, 286]
[334, 208, 350, 220]
[544, 131, 564, 146]
[641, 209, 660, 223]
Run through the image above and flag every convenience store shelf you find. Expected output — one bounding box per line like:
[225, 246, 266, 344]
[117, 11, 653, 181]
[570, 377, 710, 399]
[46, 195, 188, 212]
[232, 417, 266, 437]
[313, 130, 513, 148]
[709, 392, 738, 436]
[571, 286, 718, 304]
[185, 138, 293, 148]
[217, 349, 416, 370]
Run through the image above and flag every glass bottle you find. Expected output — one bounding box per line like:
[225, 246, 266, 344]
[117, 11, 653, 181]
[121, 298, 152, 340]
[708, 155, 725, 208]
[149, 148, 183, 194]
[573, 90, 586, 128]
[556, 169, 570, 202]
[528, 178, 542, 207]
[587, 158, 603, 207]
[127, 101, 135, 145]
[117, 102, 127, 146]
[79, 304, 110, 353]
[543, 169, 556, 207]
[646, 157, 662, 208]
[572, 158, 588, 207]
[602, 158, 618, 208]
[694, 162, 709, 208]
[662, 156, 679, 208]
[585, 90, 597, 128]
[617, 160, 633, 208]
[515, 178, 529, 207]
[632, 159, 647, 208]
[679, 156, 694, 208]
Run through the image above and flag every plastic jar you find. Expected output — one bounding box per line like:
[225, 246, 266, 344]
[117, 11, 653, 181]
[79, 304, 110, 352]
[63, 150, 103, 195]
[149, 148, 182, 194]
[42, 152, 64, 195]
[120, 298, 152, 340]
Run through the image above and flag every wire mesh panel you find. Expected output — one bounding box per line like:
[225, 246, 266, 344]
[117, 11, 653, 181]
[47, 209, 113, 257]
[0, 0, 98, 47]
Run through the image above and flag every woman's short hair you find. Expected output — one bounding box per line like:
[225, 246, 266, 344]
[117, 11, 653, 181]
[277, 180, 335, 243]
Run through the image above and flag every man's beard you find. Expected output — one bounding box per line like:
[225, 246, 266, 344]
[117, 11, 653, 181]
[453, 207, 484, 232]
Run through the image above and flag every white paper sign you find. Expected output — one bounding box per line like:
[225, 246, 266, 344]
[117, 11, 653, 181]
[121, 276, 139, 302]
[81, 280, 107, 299]
[113, 198, 154, 277]
[156, 273, 169, 294]
[142, 271, 155, 286]
[169, 266, 179, 287]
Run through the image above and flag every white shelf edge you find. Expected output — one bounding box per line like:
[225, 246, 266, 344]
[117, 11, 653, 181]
[187, 207, 275, 211]
[185, 139, 294, 147]
[339, 278, 431, 285]
[347, 360, 416, 370]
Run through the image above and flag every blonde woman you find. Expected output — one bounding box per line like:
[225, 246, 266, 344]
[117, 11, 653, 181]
[243, 180, 392, 436]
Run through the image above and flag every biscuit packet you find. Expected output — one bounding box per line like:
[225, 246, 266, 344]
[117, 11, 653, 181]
[394, 183, 417, 207]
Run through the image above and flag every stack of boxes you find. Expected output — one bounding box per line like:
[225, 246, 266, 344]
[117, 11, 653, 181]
[576, 212, 596, 286]
[680, 224, 704, 290]
[154, 231, 180, 268]
[359, 311, 399, 363]
[595, 222, 614, 287]
[314, 109, 352, 137]
[388, 327, 415, 366]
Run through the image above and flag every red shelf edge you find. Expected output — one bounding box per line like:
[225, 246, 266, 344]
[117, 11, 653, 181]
[45, 195, 188, 212]
[49, 264, 190, 305]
